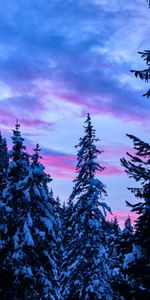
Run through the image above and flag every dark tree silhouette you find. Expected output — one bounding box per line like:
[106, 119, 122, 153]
[121, 134, 150, 299]
[131, 2, 150, 97]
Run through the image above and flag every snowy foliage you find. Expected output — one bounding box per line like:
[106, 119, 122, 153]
[0, 132, 9, 196]
[0, 128, 61, 299]
[0, 120, 150, 299]
[61, 114, 113, 299]
[121, 134, 150, 299]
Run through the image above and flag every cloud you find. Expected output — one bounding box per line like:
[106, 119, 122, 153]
[0, 95, 54, 129]
[37, 150, 125, 178]
[107, 210, 137, 227]
[0, 0, 149, 127]
[0, 0, 149, 215]
[103, 164, 123, 176]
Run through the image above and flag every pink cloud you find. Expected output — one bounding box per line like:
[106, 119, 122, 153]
[52, 88, 149, 126]
[43, 154, 76, 179]
[102, 145, 132, 158]
[41, 153, 124, 178]
[102, 164, 123, 175]
[107, 210, 137, 227]
[0, 108, 53, 129]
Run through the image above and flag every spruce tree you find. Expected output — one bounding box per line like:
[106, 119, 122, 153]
[131, 2, 150, 97]
[0, 133, 9, 197]
[61, 198, 74, 297]
[0, 124, 61, 299]
[61, 114, 113, 300]
[120, 217, 133, 258]
[14, 144, 61, 300]
[106, 217, 121, 268]
[121, 134, 150, 299]
[50, 191, 63, 291]
[105, 217, 125, 300]
[131, 50, 150, 97]
[0, 121, 30, 299]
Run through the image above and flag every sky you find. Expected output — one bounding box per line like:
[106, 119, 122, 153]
[0, 0, 149, 225]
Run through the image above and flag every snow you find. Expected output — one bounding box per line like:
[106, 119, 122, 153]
[39, 163, 45, 171]
[27, 212, 33, 227]
[13, 230, 20, 250]
[9, 160, 17, 169]
[24, 189, 31, 201]
[123, 244, 142, 269]
[112, 267, 120, 276]
[33, 185, 41, 197]
[22, 265, 33, 278]
[41, 188, 48, 201]
[35, 228, 45, 238]
[23, 221, 34, 247]
[2, 187, 9, 198]
[41, 217, 53, 232]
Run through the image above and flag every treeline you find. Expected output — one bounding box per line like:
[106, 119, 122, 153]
[0, 114, 149, 300]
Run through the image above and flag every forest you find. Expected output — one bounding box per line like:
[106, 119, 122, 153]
[0, 111, 149, 299]
[0, 1, 150, 299]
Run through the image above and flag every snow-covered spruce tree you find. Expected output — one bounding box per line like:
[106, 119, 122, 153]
[121, 134, 150, 299]
[9, 144, 61, 299]
[0, 132, 9, 197]
[120, 217, 133, 258]
[106, 217, 121, 268]
[104, 217, 126, 299]
[61, 114, 113, 300]
[0, 121, 30, 299]
[61, 198, 75, 297]
[61, 198, 74, 253]
[50, 190, 63, 288]
[112, 217, 134, 300]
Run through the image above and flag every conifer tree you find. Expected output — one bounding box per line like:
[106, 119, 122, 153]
[106, 217, 121, 268]
[0, 121, 30, 299]
[131, 2, 150, 97]
[121, 134, 150, 299]
[0, 132, 9, 196]
[131, 50, 150, 97]
[61, 198, 74, 251]
[14, 144, 61, 300]
[50, 191, 63, 290]
[105, 217, 125, 300]
[61, 114, 112, 300]
[0, 124, 61, 299]
[61, 198, 74, 297]
[120, 217, 133, 258]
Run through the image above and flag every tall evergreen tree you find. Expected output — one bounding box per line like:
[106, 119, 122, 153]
[106, 217, 121, 268]
[104, 217, 125, 300]
[61, 198, 74, 297]
[121, 134, 150, 299]
[0, 123, 61, 299]
[120, 217, 133, 258]
[0, 121, 30, 299]
[61, 114, 113, 300]
[0, 132, 9, 196]
[14, 144, 61, 299]
[50, 191, 63, 290]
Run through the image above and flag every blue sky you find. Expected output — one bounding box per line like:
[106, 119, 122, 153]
[0, 0, 149, 224]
